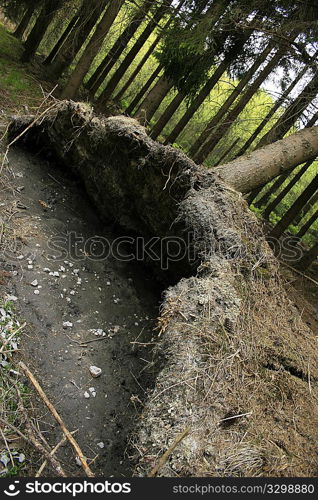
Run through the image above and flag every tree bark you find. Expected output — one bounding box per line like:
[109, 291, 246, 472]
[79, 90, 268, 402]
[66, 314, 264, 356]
[96, 0, 173, 107]
[133, 75, 174, 125]
[21, 0, 61, 63]
[296, 209, 318, 239]
[248, 108, 318, 205]
[86, 0, 153, 95]
[43, 13, 79, 65]
[60, 0, 124, 100]
[126, 64, 162, 115]
[269, 174, 318, 239]
[14, 4, 35, 40]
[215, 126, 318, 194]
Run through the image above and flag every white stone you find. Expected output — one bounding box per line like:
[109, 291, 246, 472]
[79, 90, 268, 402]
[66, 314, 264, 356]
[89, 366, 102, 378]
[63, 321, 73, 328]
[31, 280, 38, 287]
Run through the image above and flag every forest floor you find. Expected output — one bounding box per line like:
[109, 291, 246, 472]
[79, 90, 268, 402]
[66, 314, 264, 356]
[0, 22, 317, 477]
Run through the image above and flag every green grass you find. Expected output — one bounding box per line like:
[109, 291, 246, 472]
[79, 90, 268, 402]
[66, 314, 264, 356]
[0, 23, 43, 112]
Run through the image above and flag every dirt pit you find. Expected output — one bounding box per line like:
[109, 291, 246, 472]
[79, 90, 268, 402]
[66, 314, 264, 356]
[2, 148, 161, 476]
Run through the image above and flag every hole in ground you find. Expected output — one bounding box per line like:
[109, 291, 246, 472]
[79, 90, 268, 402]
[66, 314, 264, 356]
[5, 147, 165, 476]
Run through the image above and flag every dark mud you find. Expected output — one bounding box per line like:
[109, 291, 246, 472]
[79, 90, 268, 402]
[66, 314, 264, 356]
[2, 148, 161, 476]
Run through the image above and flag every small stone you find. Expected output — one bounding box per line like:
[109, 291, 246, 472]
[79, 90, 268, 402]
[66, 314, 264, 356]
[89, 366, 102, 378]
[17, 255, 24, 260]
[52, 271, 60, 277]
[63, 321, 73, 328]
[34, 290, 40, 295]
[59, 266, 66, 272]
[97, 442, 104, 449]
[43, 268, 50, 273]
[84, 391, 90, 399]
[106, 281, 111, 286]
[31, 280, 38, 287]
[70, 290, 75, 295]
[27, 265, 33, 270]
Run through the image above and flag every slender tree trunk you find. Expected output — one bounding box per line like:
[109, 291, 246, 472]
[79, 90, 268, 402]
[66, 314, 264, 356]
[296, 209, 318, 239]
[14, 5, 35, 40]
[215, 137, 240, 166]
[60, 0, 124, 100]
[262, 161, 313, 218]
[294, 191, 318, 225]
[133, 75, 174, 125]
[114, 0, 188, 103]
[214, 126, 318, 194]
[147, 0, 230, 139]
[126, 64, 162, 115]
[296, 241, 318, 271]
[255, 170, 293, 209]
[96, 0, 174, 107]
[164, 33, 252, 145]
[189, 43, 274, 160]
[43, 13, 79, 65]
[86, 0, 153, 94]
[269, 174, 318, 239]
[150, 92, 185, 139]
[114, 0, 187, 103]
[235, 64, 309, 158]
[51, 0, 109, 79]
[257, 70, 318, 147]
[21, 0, 61, 63]
[194, 47, 288, 163]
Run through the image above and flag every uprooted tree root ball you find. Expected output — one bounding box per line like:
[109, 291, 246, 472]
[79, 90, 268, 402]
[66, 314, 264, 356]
[9, 101, 318, 477]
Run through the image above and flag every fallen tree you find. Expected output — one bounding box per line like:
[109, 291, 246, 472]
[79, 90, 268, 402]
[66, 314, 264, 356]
[9, 102, 318, 477]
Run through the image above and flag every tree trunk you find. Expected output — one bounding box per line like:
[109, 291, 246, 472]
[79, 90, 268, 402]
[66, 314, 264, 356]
[189, 42, 274, 159]
[262, 161, 313, 218]
[194, 47, 287, 163]
[294, 190, 318, 225]
[133, 75, 173, 125]
[150, 92, 185, 139]
[269, 174, 318, 239]
[60, 0, 124, 100]
[296, 209, 318, 239]
[254, 171, 292, 209]
[214, 126, 318, 194]
[43, 13, 79, 65]
[14, 5, 35, 40]
[51, 0, 109, 79]
[86, 0, 153, 95]
[257, 71, 318, 148]
[126, 65, 162, 115]
[164, 33, 252, 145]
[114, 0, 188, 103]
[234, 64, 310, 158]
[296, 241, 318, 270]
[248, 108, 318, 205]
[96, 0, 174, 107]
[21, 0, 61, 63]
[214, 137, 240, 166]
